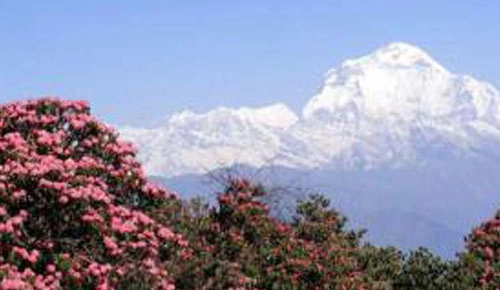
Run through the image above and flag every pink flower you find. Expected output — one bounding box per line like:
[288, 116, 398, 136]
[0, 206, 7, 216]
[46, 264, 56, 273]
[12, 189, 26, 199]
[1, 279, 28, 290]
[158, 227, 175, 240]
[178, 240, 189, 247]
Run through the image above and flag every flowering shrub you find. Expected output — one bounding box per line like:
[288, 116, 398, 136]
[460, 210, 500, 289]
[0, 99, 184, 289]
[164, 179, 375, 289]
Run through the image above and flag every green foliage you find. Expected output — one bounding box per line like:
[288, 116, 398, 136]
[393, 247, 448, 290]
[358, 246, 403, 289]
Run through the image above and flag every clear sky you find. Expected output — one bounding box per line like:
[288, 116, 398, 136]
[1, 1, 498, 126]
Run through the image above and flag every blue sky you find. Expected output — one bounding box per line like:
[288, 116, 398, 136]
[0, 1, 498, 125]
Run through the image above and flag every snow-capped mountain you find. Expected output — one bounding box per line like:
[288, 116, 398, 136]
[121, 42, 500, 177]
[296, 42, 500, 170]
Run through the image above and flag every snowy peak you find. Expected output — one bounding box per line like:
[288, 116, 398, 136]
[238, 103, 298, 129]
[303, 42, 499, 126]
[168, 103, 298, 130]
[345, 42, 446, 71]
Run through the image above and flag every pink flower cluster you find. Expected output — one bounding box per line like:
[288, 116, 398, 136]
[467, 211, 500, 286]
[0, 264, 62, 290]
[0, 98, 181, 289]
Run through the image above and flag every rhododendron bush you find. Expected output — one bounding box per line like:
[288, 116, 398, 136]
[459, 210, 500, 289]
[0, 99, 183, 289]
[167, 179, 377, 289]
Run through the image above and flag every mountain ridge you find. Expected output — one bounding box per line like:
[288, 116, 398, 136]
[121, 42, 500, 177]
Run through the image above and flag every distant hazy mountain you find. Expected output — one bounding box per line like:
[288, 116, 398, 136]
[121, 42, 500, 258]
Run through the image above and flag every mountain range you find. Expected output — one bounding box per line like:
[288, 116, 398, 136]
[120, 42, 500, 258]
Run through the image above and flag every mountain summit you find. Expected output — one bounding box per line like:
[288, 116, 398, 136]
[304, 42, 497, 125]
[346, 42, 446, 70]
[299, 42, 500, 170]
